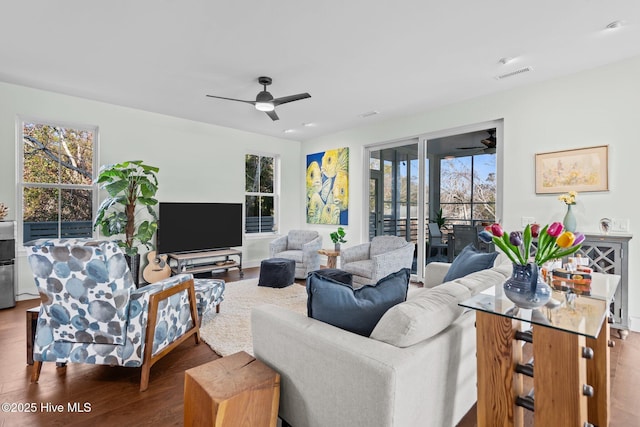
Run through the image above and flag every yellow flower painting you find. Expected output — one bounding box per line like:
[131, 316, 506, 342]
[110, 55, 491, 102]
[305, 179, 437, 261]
[306, 147, 349, 224]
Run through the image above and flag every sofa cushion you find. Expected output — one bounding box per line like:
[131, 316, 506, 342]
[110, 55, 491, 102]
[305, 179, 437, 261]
[341, 259, 374, 280]
[442, 244, 498, 283]
[306, 268, 409, 336]
[370, 282, 471, 347]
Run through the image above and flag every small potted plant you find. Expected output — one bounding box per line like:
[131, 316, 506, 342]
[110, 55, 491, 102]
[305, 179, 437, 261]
[93, 160, 160, 283]
[330, 226, 347, 251]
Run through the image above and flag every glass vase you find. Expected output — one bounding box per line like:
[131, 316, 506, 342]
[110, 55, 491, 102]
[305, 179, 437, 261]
[563, 204, 577, 232]
[503, 263, 552, 309]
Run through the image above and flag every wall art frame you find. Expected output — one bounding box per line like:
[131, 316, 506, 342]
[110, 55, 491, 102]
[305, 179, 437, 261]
[535, 145, 608, 194]
[306, 147, 349, 225]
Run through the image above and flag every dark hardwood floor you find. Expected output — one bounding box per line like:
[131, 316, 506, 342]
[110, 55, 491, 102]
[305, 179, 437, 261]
[1, 267, 638, 426]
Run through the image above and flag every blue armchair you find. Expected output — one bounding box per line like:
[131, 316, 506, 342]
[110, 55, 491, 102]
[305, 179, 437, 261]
[25, 239, 200, 391]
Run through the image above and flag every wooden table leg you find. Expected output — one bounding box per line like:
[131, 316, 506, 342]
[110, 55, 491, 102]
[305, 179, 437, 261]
[533, 325, 589, 426]
[475, 311, 523, 427]
[586, 321, 610, 426]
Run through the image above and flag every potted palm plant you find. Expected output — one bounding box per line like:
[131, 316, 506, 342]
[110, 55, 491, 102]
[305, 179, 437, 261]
[93, 160, 160, 283]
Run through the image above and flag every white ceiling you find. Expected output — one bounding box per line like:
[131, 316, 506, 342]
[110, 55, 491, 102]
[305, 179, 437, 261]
[2, 1, 640, 142]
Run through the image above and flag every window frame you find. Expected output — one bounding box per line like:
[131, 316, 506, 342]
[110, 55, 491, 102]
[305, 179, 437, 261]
[244, 151, 280, 237]
[16, 116, 99, 245]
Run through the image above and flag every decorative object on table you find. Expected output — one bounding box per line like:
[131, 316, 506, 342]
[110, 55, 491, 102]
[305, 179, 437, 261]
[306, 147, 349, 225]
[329, 226, 347, 251]
[599, 217, 612, 234]
[479, 222, 583, 308]
[535, 145, 608, 194]
[558, 190, 578, 232]
[0, 202, 8, 221]
[93, 160, 160, 284]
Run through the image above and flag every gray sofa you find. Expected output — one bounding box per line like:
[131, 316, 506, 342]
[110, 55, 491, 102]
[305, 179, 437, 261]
[252, 253, 511, 427]
[269, 230, 322, 279]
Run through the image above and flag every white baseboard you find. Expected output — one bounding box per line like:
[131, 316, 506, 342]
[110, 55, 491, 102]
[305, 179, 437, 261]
[628, 316, 640, 333]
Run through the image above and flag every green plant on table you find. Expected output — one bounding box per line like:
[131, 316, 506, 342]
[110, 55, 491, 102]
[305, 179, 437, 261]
[93, 160, 159, 257]
[330, 226, 347, 244]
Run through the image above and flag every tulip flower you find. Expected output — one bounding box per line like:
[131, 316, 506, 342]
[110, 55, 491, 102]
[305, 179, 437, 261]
[530, 223, 540, 238]
[546, 222, 564, 237]
[556, 231, 575, 248]
[509, 231, 523, 247]
[572, 232, 585, 246]
[490, 223, 504, 237]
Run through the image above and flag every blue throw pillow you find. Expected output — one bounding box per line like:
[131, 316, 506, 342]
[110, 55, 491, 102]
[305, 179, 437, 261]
[442, 244, 498, 282]
[306, 268, 410, 337]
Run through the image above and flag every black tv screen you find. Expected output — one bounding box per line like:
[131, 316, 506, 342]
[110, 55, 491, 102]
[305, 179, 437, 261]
[157, 202, 243, 254]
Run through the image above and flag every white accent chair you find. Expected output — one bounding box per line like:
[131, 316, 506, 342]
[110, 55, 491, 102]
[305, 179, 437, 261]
[341, 235, 415, 287]
[269, 230, 322, 279]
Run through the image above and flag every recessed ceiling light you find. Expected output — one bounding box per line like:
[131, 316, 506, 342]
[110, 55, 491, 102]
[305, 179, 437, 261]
[606, 20, 623, 30]
[283, 129, 295, 134]
[499, 57, 514, 65]
[360, 110, 379, 118]
[302, 122, 316, 127]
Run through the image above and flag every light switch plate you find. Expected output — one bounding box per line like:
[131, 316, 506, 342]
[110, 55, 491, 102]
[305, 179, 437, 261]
[611, 218, 629, 232]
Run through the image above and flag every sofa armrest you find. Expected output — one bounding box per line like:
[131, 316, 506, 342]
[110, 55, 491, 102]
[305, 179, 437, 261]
[341, 242, 371, 264]
[269, 235, 288, 257]
[424, 262, 452, 288]
[252, 303, 478, 427]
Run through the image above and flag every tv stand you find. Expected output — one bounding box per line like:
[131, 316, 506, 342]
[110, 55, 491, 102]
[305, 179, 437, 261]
[167, 249, 244, 278]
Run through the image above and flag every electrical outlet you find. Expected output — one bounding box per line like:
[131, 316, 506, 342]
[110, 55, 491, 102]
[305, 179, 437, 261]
[611, 218, 629, 232]
[521, 216, 535, 227]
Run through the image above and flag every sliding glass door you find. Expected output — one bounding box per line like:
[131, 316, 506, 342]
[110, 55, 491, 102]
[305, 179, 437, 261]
[365, 121, 501, 282]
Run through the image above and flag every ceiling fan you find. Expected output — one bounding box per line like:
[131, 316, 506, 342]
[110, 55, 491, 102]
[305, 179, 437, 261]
[457, 129, 497, 152]
[206, 76, 311, 121]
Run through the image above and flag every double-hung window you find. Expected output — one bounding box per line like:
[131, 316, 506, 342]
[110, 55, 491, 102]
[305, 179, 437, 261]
[245, 153, 278, 234]
[19, 119, 97, 243]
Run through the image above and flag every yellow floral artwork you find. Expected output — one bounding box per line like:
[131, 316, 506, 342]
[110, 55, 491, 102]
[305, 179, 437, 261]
[535, 145, 608, 194]
[306, 148, 349, 224]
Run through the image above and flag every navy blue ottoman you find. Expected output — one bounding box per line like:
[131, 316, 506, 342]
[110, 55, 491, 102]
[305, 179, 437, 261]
[258, 258, 296, 288]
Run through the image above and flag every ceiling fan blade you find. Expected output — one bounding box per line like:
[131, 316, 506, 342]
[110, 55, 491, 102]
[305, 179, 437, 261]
[272, 93, 311, 107]
[265, 110, 279, 121]
[458, 146, 483, 150]
[205, 94, 255, 105]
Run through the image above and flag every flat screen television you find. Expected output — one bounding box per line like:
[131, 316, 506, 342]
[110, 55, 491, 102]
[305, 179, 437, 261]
[157, 202, 243, 254]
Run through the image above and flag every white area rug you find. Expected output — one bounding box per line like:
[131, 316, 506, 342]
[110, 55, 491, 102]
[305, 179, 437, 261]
[199, 278, 308, 356]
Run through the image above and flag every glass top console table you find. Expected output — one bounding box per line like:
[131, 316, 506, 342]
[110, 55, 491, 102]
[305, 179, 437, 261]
[460, 272, 620, 427]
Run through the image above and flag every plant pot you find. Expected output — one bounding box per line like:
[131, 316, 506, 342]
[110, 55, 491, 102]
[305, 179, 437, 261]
[334, 243, 341, 252]
[125, 254, 141, 287]
[503, 262, 552, 309]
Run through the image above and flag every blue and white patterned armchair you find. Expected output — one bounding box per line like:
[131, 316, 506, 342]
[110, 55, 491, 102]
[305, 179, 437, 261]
[25, 239, 200, 391]
[269, 230, 322, 279]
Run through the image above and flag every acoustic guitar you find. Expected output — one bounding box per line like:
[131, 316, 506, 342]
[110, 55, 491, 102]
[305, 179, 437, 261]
[142, 251, 172, 284]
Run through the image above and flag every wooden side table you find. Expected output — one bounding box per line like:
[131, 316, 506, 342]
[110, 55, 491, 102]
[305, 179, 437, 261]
[184, 351, 280, 427]
[318, 249, 340, 269]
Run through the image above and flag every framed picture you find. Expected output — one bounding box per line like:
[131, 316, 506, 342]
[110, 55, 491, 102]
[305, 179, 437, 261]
[535, 145, 608, 194]
[306, 147, 349, 225]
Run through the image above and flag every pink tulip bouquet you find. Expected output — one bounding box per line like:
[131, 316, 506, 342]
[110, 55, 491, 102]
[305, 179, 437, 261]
[478, 222, 584, 266]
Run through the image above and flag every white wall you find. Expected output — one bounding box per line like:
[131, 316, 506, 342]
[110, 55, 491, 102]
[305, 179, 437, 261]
[0, 81, 302, 300]
[301, 55, 640, 331]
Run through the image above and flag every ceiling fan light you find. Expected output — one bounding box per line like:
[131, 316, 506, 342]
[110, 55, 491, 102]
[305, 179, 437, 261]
[255, 102, 275, 112]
